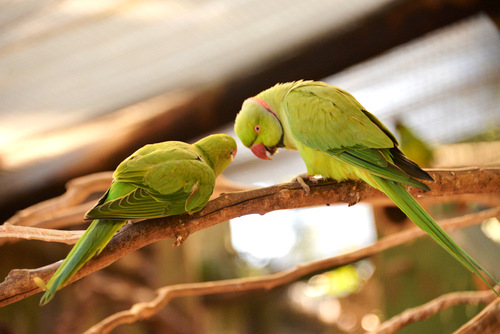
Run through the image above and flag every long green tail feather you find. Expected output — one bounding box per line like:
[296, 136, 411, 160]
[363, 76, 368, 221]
[371, 176, 499, 295]
[39, 219, 125, 305]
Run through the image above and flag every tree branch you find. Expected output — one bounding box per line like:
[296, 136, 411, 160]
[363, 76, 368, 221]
[374, 290, 497, 334]
[455, 297, 500, 333]
[0, 223, 83, 244]
[0, 168, 499, 308]
[5, 172, 113, 228]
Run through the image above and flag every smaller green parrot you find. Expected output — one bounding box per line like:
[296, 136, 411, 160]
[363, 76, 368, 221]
[37, 134, 237, 305]
[234, 80, 499, 293]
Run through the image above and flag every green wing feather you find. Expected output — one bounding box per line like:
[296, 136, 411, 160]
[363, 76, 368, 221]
[86, 161, 215, 219]
[85, 144, 216, 220]
[334, 150, 430, 190]
[284, 83, 395, 151]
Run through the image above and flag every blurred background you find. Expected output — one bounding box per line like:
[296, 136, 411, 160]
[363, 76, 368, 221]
[1, 0, 500, 333]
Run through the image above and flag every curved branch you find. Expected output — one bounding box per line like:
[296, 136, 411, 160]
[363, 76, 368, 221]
[0, 168, 499, 307]
[455, 298, 500, 333]
[0, 223, 83, 244]
[374, 290, 497, 334]
[5, 172, 113, 228]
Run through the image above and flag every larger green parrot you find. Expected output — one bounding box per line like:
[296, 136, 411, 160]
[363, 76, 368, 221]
[234, 80, 498, 293]
[37, 134, 237, 305]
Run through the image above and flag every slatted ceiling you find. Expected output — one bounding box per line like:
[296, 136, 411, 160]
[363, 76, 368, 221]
[0, 0, 388, 148]
[0, 2, 498, 165]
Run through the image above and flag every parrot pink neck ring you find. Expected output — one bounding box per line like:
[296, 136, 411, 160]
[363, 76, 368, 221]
[247, 97, 279, 119]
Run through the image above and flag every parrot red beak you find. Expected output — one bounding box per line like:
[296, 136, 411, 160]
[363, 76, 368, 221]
[250, 143, 277, 160]
[230, 148, 237, 162]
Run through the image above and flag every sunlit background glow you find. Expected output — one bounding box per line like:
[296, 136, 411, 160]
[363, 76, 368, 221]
[230, 204, 376, 268]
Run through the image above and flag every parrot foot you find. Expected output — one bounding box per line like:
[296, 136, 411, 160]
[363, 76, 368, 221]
[292, 173, 318, 195]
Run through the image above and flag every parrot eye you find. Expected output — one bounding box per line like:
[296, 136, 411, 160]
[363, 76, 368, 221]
[254, 125, 261, 133]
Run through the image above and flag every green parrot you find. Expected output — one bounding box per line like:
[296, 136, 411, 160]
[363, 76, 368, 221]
[37, 134, 237, 305]
[395, 120, 434, 167]
[234, 80, 498, 293]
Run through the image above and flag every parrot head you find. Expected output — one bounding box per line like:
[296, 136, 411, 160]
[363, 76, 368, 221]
[234, 97, 283, 160]
[194, 134, 237, 176]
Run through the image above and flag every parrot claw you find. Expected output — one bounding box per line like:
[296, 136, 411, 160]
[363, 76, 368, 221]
[292, 173, 318, 195]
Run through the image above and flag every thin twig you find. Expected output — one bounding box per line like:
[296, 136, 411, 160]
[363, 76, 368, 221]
[374, 290, 497, 334]
[0, 223, 83, 244]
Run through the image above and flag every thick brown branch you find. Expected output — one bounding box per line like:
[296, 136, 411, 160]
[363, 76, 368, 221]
[0, 168, 499, 307]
